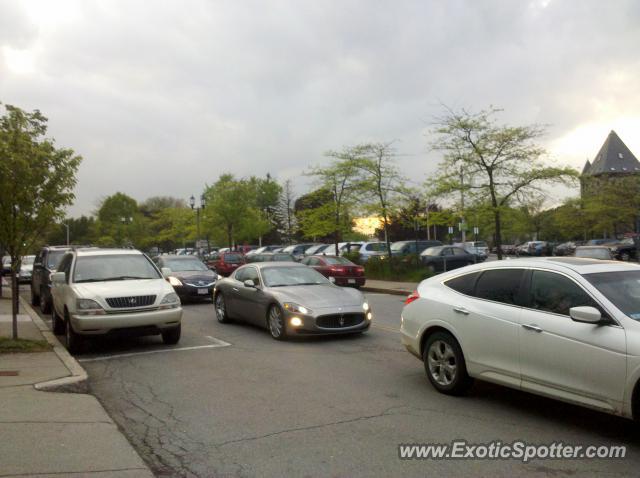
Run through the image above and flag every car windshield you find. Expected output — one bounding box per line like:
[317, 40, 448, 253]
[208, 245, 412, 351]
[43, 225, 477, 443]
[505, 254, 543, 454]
[474, 242, 487, 247]
[74, 254, 161, 282]
[273, 254, 294, 261]
[366, 243, 386, 251]
[21, 255, 35, 265]
[163, 258, 208, 272]
[224, 254, 243, 263]
[575, 248, 610, 260]
[584, 271, 640, 320]
[282, 245, 297, 253]
[390, 242, 407, 251]
[324, 256, 352, 265]
[262, 266, 328, 287]
[423, 246, 444, 256]
[47, 250, 67, 269]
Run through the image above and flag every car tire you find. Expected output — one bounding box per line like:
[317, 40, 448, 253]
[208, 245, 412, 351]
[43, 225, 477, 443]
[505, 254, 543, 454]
[423, 331, 473, 395]
[215, 293, 232, 323]
[161, 324, 181, 345]
[267, 304, 287, 341]
[64, 315, 84, 355]
[40, 287, 51, 314]
[51, 305, 64, 335]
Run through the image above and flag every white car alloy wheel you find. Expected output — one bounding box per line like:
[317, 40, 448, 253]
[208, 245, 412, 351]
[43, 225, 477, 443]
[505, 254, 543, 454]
[427, 340, 457, 386]
[268, 305, 286, 340]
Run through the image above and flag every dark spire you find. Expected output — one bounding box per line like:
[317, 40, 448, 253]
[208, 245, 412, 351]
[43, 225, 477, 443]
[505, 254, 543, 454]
[584, 130, 640, 176]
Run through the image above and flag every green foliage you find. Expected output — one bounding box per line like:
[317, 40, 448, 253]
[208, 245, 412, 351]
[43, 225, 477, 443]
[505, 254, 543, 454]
[430, 106, 578, 257]
[364, 256, 434, 282]
[343, 251, 361, 264]
[93, 193, 147, 248]
[0, 103, 81, 338]
[0, 336, 51, 353]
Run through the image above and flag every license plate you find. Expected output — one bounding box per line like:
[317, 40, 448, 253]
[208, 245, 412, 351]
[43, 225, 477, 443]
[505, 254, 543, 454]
[348, 279, 356, 284]
[198, 288, 209, 295]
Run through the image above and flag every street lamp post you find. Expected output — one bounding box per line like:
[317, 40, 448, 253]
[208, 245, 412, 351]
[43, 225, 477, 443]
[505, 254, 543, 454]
[120, 216, 133, 248]
[190, 194, 206, 254]
[62, 223, 70, 246]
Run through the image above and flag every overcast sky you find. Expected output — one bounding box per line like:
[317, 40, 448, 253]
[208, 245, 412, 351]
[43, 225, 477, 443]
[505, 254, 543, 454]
[1, 0, 639, 216]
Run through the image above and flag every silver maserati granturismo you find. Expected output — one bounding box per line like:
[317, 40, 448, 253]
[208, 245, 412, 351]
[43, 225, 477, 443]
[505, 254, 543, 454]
[213, 262, 372, 340]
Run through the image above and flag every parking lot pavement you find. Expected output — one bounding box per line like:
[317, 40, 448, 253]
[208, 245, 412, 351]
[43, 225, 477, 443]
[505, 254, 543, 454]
[26, 292, 640, 477]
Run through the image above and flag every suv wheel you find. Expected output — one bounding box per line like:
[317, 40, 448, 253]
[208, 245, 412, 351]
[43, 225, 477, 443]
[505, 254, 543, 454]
[40, 288, 51, 314]
[65, 316, 84, 354]
[51, 306, 65, 335]
[161, 324, 181, 345]
[31, 288, 39, 306]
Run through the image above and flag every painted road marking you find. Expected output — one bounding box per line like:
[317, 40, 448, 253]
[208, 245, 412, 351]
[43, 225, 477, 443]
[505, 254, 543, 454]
[78, 341, 232, 363]
[372, 324, 400, 333]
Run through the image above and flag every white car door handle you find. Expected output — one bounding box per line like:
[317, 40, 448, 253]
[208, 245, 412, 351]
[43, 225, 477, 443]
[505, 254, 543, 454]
[453, 306, 469, 315]
[522, 323, 543, 333]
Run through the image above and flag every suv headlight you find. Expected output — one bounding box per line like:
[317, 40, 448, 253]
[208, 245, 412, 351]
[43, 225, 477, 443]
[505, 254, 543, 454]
[283, 303, 312, 315]
[168, 276, 183, 286]
[159, 292, 180, 309]
[76, 298, 106, 315]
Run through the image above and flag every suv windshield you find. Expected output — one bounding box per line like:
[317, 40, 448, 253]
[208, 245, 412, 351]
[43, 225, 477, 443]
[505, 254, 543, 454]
[74, 254, 161, 282]
[584, 271, 640, 320]
[262, 266, 328, 287]
[164, 258, 208, 272]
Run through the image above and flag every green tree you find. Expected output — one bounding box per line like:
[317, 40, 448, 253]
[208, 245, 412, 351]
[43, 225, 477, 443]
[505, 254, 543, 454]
[93, 193, 147, 247]
[202, 174, 253, 247]
[307, 151, 360, 254]
[430, 106, 578, 259]
[351, 141, 409, 257]
[0, 104, 81, 338]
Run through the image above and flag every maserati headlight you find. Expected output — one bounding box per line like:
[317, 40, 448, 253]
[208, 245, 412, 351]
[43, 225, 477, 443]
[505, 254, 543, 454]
[76, 298, 105, 315]
[362, 301, 370, 312]
[283, 303, 312, 315]
[168, 276, 183, 286]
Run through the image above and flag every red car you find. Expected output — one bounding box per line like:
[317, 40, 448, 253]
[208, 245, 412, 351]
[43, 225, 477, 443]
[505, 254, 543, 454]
[301, 255, 365, 287]
[206, 252, 246, 276]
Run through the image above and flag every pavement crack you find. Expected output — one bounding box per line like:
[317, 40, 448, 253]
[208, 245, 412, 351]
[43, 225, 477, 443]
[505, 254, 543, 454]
[215, 406, 405, 448]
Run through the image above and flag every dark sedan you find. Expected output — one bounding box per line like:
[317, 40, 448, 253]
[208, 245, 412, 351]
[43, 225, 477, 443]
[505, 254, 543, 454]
[419, 246, 477, 272]
[300, 255, 365, 287]
[213, 263, 372, 340]
[154, 255, 218, 301]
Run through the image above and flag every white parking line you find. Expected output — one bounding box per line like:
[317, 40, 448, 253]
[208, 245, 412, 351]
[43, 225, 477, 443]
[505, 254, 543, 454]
[78, 341, 231, 363]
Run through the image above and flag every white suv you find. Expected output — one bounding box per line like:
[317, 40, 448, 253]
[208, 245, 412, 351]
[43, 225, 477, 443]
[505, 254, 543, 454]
[50, 248, 182, 353]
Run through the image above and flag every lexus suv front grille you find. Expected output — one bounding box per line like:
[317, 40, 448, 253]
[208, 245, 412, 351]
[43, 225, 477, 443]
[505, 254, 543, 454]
[105, 295, 156, 308]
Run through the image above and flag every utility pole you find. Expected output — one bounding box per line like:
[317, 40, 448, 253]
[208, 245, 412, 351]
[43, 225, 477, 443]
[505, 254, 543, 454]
[63, 223, 70, 245]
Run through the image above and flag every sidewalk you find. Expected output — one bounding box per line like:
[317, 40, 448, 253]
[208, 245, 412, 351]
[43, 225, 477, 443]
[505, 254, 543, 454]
[361, 279, 417, 296]
[0, 286, 154, 477]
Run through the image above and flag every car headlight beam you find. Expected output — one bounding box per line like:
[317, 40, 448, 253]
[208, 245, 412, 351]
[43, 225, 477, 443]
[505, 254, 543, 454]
[168, 276, 183, 287]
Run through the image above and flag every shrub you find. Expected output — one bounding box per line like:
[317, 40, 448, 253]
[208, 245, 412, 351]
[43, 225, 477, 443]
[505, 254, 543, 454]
[364, 255, 434, 282]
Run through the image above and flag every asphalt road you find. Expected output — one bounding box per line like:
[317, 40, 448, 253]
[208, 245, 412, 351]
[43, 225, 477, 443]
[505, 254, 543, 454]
[26, 289, 640, 477]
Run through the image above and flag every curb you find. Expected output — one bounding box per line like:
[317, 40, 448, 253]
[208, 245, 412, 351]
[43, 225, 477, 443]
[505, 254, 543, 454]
[361, 287, 412, 296]
[18, 296, 89, 393]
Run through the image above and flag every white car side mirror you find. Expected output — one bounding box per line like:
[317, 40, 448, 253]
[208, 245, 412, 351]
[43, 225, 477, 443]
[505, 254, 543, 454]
[51, 272, 66, 284]
[569, 306, 602, 324]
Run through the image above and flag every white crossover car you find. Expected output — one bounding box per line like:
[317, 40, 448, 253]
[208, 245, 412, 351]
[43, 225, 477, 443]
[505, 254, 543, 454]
[401, 257, 640, 420]
[50, 248, 182, 353]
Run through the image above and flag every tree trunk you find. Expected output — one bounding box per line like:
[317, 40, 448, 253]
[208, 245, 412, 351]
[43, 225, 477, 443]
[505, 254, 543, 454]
[494, 209, 503, 260]
[11, 268, 18, 339]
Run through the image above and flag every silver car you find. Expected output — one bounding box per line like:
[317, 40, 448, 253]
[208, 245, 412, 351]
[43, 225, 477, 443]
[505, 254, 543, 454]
[213, 263, 372, 340]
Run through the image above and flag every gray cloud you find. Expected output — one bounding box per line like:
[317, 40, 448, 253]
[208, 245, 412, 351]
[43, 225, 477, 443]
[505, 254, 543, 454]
[1, 0, 639, 215]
